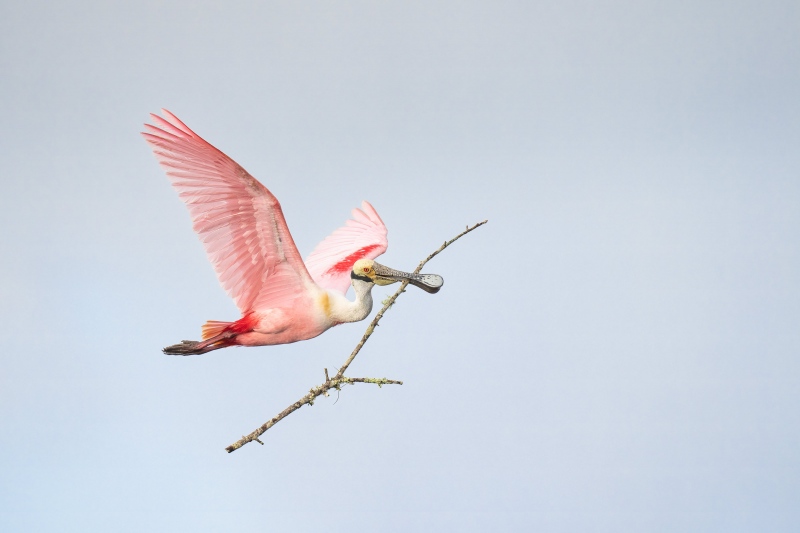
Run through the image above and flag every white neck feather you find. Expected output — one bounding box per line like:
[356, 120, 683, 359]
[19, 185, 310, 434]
[327, 280, 374, 323]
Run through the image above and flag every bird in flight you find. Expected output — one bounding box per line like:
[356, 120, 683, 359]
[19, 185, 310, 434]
[142, 110, 443, 355]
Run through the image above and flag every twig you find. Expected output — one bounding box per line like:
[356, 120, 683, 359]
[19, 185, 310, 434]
[225, 219, 488, 453]
[224, 377, 402, 453]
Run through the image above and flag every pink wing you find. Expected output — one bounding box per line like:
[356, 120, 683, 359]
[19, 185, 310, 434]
[142, 109, 313, 314]
[305, 201, 388, 294]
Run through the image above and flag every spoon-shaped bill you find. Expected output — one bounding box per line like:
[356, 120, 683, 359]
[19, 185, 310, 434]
[373, 262, 444, 294]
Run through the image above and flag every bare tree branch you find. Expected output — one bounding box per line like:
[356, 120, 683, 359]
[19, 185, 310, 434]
[333, 219, 488, 379]
[225, 219, 488, 453]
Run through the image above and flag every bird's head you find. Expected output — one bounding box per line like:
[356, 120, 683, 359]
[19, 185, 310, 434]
[350, 258, 444, 294]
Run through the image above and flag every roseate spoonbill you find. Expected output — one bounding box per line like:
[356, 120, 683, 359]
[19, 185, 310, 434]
[142, 110, 443, 355]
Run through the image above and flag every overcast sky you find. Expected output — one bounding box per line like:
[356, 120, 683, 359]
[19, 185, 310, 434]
[2, 1, 799, 531]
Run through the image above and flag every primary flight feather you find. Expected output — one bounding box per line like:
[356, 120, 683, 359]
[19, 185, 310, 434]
[142, 109, 443, 355]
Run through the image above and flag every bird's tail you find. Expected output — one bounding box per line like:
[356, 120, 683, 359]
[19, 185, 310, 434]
[201, 320, 231, 340]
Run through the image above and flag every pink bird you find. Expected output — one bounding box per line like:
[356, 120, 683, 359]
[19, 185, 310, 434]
[142, 110, 443, 355]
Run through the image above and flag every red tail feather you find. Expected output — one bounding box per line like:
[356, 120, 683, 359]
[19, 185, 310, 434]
[202, 320, 231, 340]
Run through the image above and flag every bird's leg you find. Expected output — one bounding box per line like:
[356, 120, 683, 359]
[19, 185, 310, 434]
[163, 330, 237, 356]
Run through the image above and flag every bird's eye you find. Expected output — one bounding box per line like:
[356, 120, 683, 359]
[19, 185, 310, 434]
[363, 267, 369, 273]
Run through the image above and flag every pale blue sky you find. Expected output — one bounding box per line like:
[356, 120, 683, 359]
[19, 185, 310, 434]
[2, 1, 799, 531]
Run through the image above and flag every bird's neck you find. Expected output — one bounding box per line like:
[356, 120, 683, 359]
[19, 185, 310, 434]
[327, 280, 374, 323]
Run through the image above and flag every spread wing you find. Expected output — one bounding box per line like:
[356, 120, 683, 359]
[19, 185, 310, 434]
[142, 109, 313, 313]
[305, 201, 388, 294]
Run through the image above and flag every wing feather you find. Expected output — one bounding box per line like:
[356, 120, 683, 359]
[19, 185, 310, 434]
[305, 201, 388, 294]
[142, 109, 312, 313]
